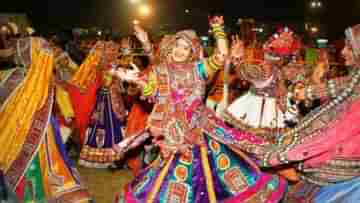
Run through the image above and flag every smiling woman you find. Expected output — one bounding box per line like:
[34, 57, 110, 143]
[170, 38, 192, 62]
[111, 16, 286, 203]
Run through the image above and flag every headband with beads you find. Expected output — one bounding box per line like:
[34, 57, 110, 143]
[263, 26, 301, 60]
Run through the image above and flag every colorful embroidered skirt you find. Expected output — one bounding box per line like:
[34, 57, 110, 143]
[116, 135, 286, 203]
[79, 88, 124, 168]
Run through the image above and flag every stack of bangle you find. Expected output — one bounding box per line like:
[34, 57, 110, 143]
[212, 24, 226, 40]
[206, 55, 222, 72]
[103, 71, 113, 84]
[143, 73, 157, 96]
[326, 80, 337, 98]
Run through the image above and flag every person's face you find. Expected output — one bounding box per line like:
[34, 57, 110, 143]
[341, 42, 355, 66]
[262, 61, 274, 78]
[170, 38, 192, 62]
[120, 37, 131, 49]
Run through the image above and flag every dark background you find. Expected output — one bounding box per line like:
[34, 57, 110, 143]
[1, 0, 359, 40]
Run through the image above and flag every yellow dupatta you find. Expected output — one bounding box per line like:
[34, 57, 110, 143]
[0, 38, 54, 172]
[70, 42, 104, 89]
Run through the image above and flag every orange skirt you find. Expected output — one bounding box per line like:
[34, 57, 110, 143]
[125, 102, 149, 175]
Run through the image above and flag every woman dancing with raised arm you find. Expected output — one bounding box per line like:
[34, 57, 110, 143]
[111, 16, 286, 203]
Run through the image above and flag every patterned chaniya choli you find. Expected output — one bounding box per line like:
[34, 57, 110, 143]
[67, 41, 120, 146]
[227, 24, 360, 202]
[224, 63, 298, 141]
[0, 37, 92, 202]
[234, 67, 360, 202]
[78, 72, 126, 168]
[116, 38, 287, 202]
[283, 26, 360, 202]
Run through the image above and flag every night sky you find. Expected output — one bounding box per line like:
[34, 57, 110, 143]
[1, 0, 359, 39]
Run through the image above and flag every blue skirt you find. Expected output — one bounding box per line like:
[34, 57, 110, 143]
[79, 88, 124, 168]
[314, 177, 360, 203]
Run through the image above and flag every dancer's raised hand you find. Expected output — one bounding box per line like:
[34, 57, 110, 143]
[109, 67, 142, 85]
[134, 24, 149, 44]
[230, 35, 244, 60]
[209, 15, 224, 27]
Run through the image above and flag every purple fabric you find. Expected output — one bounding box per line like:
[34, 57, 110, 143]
[192, 146, 210, 202]
[153, 155, 179, 203]
[86, 89, 123, 148]
[129, 148, 212, 202]
[130, 160, 164, 201]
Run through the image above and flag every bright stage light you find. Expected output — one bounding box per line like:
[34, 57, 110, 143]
[310, 0, 322, 9]
[139, 4, 151, 16]
[311, 1, 316, 8]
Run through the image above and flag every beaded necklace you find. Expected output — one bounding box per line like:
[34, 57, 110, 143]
[262, 68, 360, 166]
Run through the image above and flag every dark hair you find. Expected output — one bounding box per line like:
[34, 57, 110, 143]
[53, 30, 73, 50]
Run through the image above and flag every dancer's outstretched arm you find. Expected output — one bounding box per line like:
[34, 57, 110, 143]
[200, 16, 229, 81]
[134, 24, 154, 61]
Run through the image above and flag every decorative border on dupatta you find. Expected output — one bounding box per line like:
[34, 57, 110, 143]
[6, 86, 54, 189]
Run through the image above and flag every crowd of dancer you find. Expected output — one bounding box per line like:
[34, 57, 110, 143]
[0, 14, 359, 203]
